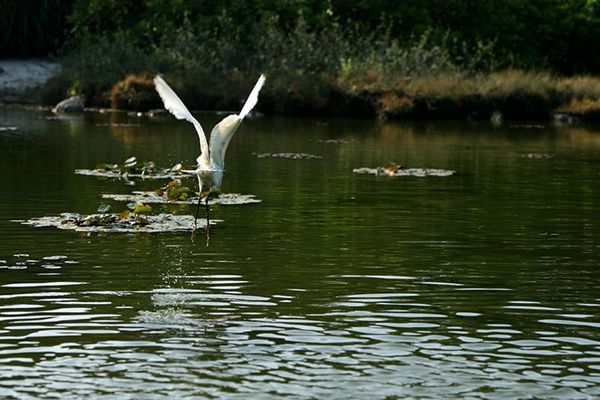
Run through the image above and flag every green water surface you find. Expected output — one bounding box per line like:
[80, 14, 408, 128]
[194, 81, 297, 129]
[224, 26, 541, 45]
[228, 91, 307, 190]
[0, 109, 599, 399]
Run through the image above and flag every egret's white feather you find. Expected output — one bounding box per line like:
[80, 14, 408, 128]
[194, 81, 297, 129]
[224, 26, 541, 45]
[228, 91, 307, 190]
[239, 74, 266, 119]
[155, 73, 265, 205]
[209, 115, 242, 169]
[209, 74, 266, 169]
[154, 75, 209, 159]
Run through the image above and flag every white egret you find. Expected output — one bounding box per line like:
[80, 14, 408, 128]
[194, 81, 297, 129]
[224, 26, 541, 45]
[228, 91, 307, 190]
[154, 74, 266, 235]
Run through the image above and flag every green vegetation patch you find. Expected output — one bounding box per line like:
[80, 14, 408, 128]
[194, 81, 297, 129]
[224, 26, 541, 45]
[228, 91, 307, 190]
[22, 1, 600, 121]
[155, 179, 192, 201]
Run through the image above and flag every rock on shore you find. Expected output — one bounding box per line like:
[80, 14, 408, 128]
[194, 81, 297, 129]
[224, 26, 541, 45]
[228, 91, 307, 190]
[52, 95, 84, 113]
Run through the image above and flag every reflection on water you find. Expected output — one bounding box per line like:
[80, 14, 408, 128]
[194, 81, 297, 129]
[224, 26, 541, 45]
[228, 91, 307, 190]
[1, 109, 599, 398]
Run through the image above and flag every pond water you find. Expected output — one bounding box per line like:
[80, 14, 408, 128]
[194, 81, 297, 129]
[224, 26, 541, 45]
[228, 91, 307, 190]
[1, 109, 599, 399]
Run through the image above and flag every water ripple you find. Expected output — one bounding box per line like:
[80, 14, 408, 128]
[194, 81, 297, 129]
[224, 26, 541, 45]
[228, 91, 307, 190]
[2, 112, 600, 398]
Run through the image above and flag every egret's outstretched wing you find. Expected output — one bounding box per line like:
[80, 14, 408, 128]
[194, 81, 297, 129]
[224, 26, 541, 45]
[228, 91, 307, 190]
[208, 115, 242, 169]
[239, 74, 266, 119]
[209, 74, 266, 168]
[154, 75, 209, 159]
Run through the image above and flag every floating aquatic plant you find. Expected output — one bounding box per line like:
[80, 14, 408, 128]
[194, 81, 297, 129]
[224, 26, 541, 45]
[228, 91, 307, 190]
[520, 153, 556, 160]
[75, 156, 195, 180]
[102, 191, 261, 206]
[11, 198, 206, 233]
[155, 179, 192, 201]
[94, 156, 159, 175]
[16, 212, 215, 233]
[316, 139, 356, 144]
[353, 164, 455, 177]
[132, 203, 152, 215]
[254, 152, 322, 160]
[100, 179, 261, 206]
[95, 123, 141, 128]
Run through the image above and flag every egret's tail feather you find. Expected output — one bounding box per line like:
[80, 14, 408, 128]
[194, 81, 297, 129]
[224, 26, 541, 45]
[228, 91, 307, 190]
[239, 74, 266, 119]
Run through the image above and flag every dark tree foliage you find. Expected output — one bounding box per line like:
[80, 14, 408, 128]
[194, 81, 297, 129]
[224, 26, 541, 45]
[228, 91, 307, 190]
[329, 0, 600, 74]
[65, 0, 600, 74]
[6, 0, 600, 74]
[0, 0, 74, 58]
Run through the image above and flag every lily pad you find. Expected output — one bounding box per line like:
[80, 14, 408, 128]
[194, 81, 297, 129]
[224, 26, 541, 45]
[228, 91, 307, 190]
[254, 152, 322, 160]
[353, 165, 455, 177]
[97, 204, 112, 213]
[170, 163, 183, 172]
[16, 213, 217, 233]
[102, 191, 261, 205]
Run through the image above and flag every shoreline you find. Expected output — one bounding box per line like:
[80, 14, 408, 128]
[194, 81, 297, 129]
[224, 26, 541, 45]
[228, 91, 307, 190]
[0, 60, 599, 123]
[0, 101, 589, 130]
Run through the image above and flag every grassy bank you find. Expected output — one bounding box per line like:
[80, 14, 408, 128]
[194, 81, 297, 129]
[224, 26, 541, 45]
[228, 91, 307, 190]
[39, 16, 600, 122]
[340, 70, 600, 121]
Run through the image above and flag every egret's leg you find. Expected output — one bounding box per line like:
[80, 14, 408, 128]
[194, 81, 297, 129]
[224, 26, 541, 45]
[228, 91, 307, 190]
[205, 195, 210, 229]
[193, 194, 202, 230]
[205, 195, 211, 246]
[190, 193, 202, 241]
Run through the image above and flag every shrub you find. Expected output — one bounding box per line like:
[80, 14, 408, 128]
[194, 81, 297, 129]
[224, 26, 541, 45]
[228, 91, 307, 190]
[110, 73, 160, 111]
